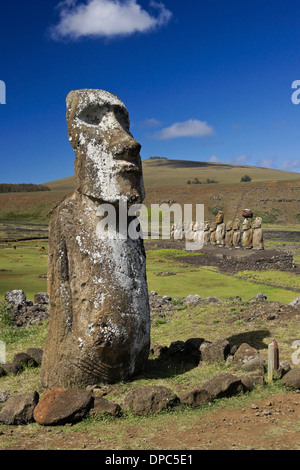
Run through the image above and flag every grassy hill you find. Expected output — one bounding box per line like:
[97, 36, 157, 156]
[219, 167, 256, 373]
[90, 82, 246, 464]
[1, 158, 300, 226]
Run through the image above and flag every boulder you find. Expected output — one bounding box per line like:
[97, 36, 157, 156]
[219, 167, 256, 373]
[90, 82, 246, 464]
[241, 356, 266, 373]
[34, 293, 49, 305]
[178, 388, 211, 406]
[201, 373, 244, 399]
[182, 295, 203, 306]
[233, 343, 261, 365]
[248, 293, 267, 304]
[33, 388, 93, 426]
[201, 339, 231, 363]
[13, 352, 38, 367]
[123, 386, 179, 415]
[280, 368, 300, 389]
[26, 348, 44, 366]
[4, 290, 26, 306]
[203, 297, 221, 304]
[89, 397, 121, 417]
[0, 391, 39, 425]
[288, 296, 300, 308]
[2, 363, 23, 375]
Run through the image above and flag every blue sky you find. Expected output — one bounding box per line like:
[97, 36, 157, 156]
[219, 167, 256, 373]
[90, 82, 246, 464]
[1, 0, 300, 184]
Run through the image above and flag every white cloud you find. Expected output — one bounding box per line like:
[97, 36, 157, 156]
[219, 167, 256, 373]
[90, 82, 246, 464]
[154, 119, 216, 140]
[50, 0, 172, 40]
[280, 159, 300, 171]
[140, 118, 163, 128]
[233, 154, 247, 165]
[208, 155, 220, 163]
[257, 157, 277, 169]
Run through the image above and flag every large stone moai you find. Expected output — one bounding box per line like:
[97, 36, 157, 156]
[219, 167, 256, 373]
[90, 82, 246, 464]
[203, 221, 210, 245]
[209, 222, 217, 245]
[40, 89, 150, 388]
[232, 218, 241, 248]
[253, 217, 264, 250]
[225, 220, 233, 247]
[215, 211, 225, 246]
[241, 209, 253, 249]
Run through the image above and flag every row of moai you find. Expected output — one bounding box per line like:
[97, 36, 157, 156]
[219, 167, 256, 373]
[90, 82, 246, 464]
[171, 209, 264, 250]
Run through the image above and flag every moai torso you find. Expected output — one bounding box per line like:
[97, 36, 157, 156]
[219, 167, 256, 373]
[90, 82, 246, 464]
[215, 211, 225, 246]
[204, 222, 210, 244]
[232, 218, 241, 248]
[253, 217, 264, 250]
[225, 220, 233, 247]
[40, 89, 150, 388]
[209, 222, 217, 245]
[242, 217, 253, 249]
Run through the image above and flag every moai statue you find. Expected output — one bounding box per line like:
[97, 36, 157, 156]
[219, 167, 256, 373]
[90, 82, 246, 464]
[232, 218, 241, 248]
[225, 220, 233, 247]
[252, 217, 264, 250]
[215, 211, 225, 246]
[40, 89, 150, 388]
[209, 221, 217, 245]
[242, 216, 253, 249]
[184, 221, 194, 242]
[203, 221, 210, 245]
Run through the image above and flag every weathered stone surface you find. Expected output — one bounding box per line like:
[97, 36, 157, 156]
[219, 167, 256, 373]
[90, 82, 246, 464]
[182, 295, 203, 306]
[249, 293, 267, 304]
[216, 211, 225, 246]
[201, 339, 231, 363]
[252, 217, 264, 250]
[179, 387, 211, 406]
[33, 388, 93, 425]
[209, 222, 217, 245]
[225, 220, 233, 247]
[34, 293, 49, 305]
[40, 89, 150, 388]
[241, 217, 253, 248]
[2, 363, 23, 375]
[5, 290, 26, 305]
[232, 218, 241, 248]
[13, 352, 38, 367]
[123, 386, 179, 415]
[26, 348, 44, 365]
[203, 222, 210, 244]
[233, 343, 261, 365]
[241, 357, 265, 373]
[201, 373, 244, 399]
[289, 296, 300, 308]
[89, 397, 121, 417]
[0, 391, 39, 425]
[281, 369, 300, 389]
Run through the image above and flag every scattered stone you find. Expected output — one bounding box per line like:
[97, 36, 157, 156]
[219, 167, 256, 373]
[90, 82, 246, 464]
[123, 385, 179, 415]
[4, 290, 26, 306]
[248, 293, 268, 304]
[13, 352, 38, 368]
[233, 343, 261, 365]
[288, 296, 300, 308]
[201, 373, 244, 399]
[241, 356, 266, 373]
[89, 397, 121, 417]
[203, 296, 222, 304]
[276, 361, 291, 379]
[178, 388, 211, 406]
[33, 388, 93, 426]
[2, 363, 23, 375]
[182, 295, 203, 306]
[26, 348, 44, 366]
[0, 392, 9, 403]
[33, 293, 49, 305]
[281, 369, 300, 389]
[0, 391, 39, 425]
[201, 338, 231, 363]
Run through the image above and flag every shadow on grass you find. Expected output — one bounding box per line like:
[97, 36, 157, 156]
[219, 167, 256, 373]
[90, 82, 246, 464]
[227, 329, 271, 350]
[136, 357, 198, 381]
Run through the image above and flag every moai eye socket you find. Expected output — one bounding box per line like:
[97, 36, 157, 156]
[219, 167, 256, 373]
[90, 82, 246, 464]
[78, 104, 107, 125]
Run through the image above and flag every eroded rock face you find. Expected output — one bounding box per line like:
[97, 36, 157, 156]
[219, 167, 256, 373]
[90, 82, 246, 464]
[242, 217, 253, 249]
[40, 90, 150, 388]
[253, 217, 264, 250]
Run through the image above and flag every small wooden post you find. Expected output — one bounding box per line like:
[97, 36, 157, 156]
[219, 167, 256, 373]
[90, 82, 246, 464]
[268, 342, 274, 383]
[272, 339, 279, 371]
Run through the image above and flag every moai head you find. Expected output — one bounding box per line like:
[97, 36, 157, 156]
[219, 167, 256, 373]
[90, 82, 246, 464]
[66, 89, 145, 205]
[243, 218, 252, 231]
[226, 220, 233, 231]
[253, 217, 262, 229]
[215, 211, 224, 224]
[233, 218, 240, 231]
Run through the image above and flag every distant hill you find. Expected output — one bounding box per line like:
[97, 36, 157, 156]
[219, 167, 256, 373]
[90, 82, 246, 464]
[0, 158, 300, 226]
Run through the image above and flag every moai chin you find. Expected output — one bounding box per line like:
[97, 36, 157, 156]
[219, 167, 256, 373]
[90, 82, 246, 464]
[215, 211, 225, 246]
[252, 217, 264, 250]
[232, 218, 241, 248]
[225, 220, 233, 247]
[40, 89, 150, 388]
